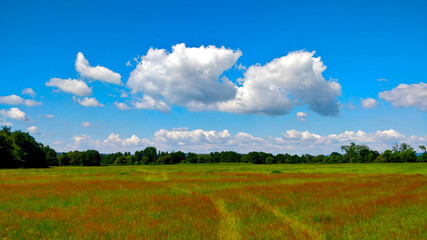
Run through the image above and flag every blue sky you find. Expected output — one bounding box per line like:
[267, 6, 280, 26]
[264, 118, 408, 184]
[1, 0, 426, 154]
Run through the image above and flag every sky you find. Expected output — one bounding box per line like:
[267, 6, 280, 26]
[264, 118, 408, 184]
[0, 0, 426, 154]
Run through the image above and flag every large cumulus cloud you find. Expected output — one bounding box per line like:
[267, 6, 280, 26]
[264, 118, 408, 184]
[127, 43, 241, 112]
[127, 45, 341, 116]
[219, 51, 341, 116]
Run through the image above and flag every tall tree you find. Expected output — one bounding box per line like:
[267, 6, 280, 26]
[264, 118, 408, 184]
[341, 142, 358, 163]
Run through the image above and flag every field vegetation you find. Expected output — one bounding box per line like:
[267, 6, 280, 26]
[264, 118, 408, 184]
[0, 163, 426, 239]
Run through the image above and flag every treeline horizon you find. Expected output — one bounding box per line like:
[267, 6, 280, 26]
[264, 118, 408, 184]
[1, 126, 426, 168]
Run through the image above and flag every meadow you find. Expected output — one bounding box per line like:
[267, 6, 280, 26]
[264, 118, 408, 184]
[0, 163, 426, 239]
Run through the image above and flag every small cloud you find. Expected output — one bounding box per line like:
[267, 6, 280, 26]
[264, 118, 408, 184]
[114, 102, 130, 110]
[377, 78, 388, 82]
[45, 114, 55, 118]
[81, 121, 92, 128]
[0, 107, 29, 121]
[236, 63, 246, 71]
[296, 112, 307, 121]
[46, 78, 92, 96]
[0, 95, 24, 105]
[0, 121, 13, 127]
[347, 103, 355, 109]
[126, 61, 132, 67]
[73, 96, 105, 107]
[379, 82, 427, 111]
[361, 98, 378, 109]
[120, 92, 128, 98]
[0, 95, 41, 107]
[26, 126, 40, 135]
[75, 52, 123, 85]
[24, 99, 42, 107]
[21, 88, 36, 97]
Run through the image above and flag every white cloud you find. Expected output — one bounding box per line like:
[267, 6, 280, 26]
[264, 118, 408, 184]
[26, 126, 39, 135]
[21, 88, 36, 97]
[0, 95, 42, 107]
[24, 99, 42, 107]
[219, 51, 341, 116]
[57, 127, 426, 155]
[127, 43, 241, 111]
[81, 121, 92, 128]
[127, 45, 341, 116]
[46, 78, 92, 96]
[377, 78, 388, 82]
[379, 82, 427, 111]
[0, 121, 13, 127]
[132, 95, 170, 113]
[114, 102, 130, 110]
[0, 95, 24, 105]
[45, 114, 55, 118]
[73, 96, 104, 107]
[236, 63, 246, 71]
[347, 103, 355, 109]
[126, 61, 132, 67]
[361, 98, 378, 109]
[275, 129, 425, 154]
[120, 92, 128, 98]
[296, 112, 307, 121]
[63, 133, 150, 152]
[71, 135, 101, 150]
[75, 52, 123, 85]
[0, 107, 29, 121]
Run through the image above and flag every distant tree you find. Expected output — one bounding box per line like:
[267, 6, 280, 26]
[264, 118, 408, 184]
[341, 142, 358, 163]
[114, 155, 134, 165]
[171, 151, 186, 164]
[391, 143, 416, 162]
[43, 145, 58, 166]
[0, 127, 15, 168]
[103, 152, 123, 165]
[290, 154, 301, 164]
[327, 152, 343, 163]
[68, 151, 83, 166]
[274, 154, 286, 164]
[186, 152, 198, 163]
[82, 150, 101, 166]
[220, 151, 241, 163]
[265, 156, 275, 164]
[210, 152, 221, 163]
[197, 154, 212, 163]
[58, 152, 70, 166]
[10, 130, 47, 168]
[314, 154, 325, 163]
[143, 147, 158, 163]
[157, 154, 172, 164]
[419, 145, 427, 162]
[246, 152, 260, 164]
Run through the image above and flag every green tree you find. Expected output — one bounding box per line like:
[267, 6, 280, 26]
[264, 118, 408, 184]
[265, 156, 275, 164]
[10, 130, 47, 168]
[43, 145, 58, 166]
[341, 142, 358, 163]
[82, 150, 101, 166]
[186, 152, 198, 163]
[68, 151, 83, 166]
[0, 127, 15, 168]
[58, 152, 70, 166]
[418, 145, 427, 162]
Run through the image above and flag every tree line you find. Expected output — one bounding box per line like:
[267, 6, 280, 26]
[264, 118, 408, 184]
[0, 126, 426, 168]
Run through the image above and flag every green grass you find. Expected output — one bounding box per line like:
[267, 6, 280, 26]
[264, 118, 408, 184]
[0, 163, 426, 239]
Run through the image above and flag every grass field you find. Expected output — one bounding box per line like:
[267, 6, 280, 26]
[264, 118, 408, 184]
[0, 163, 426, 239]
